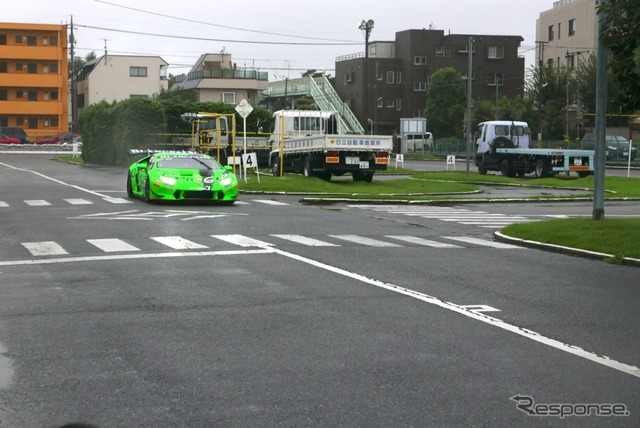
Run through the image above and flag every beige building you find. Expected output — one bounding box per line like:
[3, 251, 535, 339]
[536, 0, 598, 68]
[73, 55, 168, 118]
[171, 52, 268, 106]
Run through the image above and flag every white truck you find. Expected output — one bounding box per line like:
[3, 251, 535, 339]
[474, 120, 595, 178]
[268, 110, 393, 182]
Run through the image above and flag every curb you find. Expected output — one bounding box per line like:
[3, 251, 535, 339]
[494, 231, 640, 267]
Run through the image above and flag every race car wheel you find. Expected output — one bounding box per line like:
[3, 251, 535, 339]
[143, 179, 151, 202]
[126, 174, 134, 198]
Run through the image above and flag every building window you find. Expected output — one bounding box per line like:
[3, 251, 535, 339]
[28, 91, 37, 101]
[414, 82, 427, 91]
[51, 90, 58, 100]
[386, 71, 394, 84]
[43, 65, 49, 73]
[50, 36, 58, 46]
[16, 90, 23, 98]
[43, 119, 50, 127]
[396, 72, 401, 84]
[488, 73, 503, 86]
[0, 62, 6, 73]
[344, 72, 353, 84]
[377, 99, 383, 108]
[15, 35, 22, 43]
[396, 98, 402, 111]
[16, 63, 23, 71]
[413, 110, 423, 118]
[414, 56, 426, 65]
[27, 36, 36, 46]
[487, 46, 504, 59]
[386, 100, 394, 108]
[52, 118, 59, 127]
[548, 25, 554, 41]
[221, 92, 236, 104]
[27, 63, 37, 73]
[28, 118, 38, 129]
[50, 63, 58, 73]
[130, 66, 148, 77]
[0, 90, 7, 100]
[558, 23, 561, 40]
[42, 36, 49, 46]
[567, 55, 575, 68]
[0, 34, 6, 45]
[0, 118, 7, 127]
[462, 72, 475, 81]
[569, 19, 576, 36]
[43, 92, 49, 101]
[548, 58, 554, 67]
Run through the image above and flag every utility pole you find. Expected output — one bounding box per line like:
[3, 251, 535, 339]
[69, 16, 76, 133]
[466, 36, 473, 177]
[593, 0, 607, 220]
[359, 19, 374, 134]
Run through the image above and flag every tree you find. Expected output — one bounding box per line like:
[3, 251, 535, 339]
[598, 0, 640, 112]
[424, 67, 466, 138]
[525, 64, 573, 139]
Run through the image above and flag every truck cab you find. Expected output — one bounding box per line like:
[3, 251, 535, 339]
[475, 121, 531, 155]
[269, 110, 339, 140]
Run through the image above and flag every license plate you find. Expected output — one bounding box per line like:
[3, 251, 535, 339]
[574, 158, 582, 166]
[359, 161, 369, 169]
[346, 157, 360, 165]
[623, 152, 629, 156]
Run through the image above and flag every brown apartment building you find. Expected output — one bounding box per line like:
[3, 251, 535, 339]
[0, 23, 68, 142]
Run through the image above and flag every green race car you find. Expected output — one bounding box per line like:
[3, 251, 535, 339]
[127, 150, 238, 204]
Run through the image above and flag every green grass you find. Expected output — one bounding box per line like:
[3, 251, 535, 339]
[240, 174, 479, 198]
[502, 218, 640, 261]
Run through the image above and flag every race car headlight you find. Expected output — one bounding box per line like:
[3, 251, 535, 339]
[219, 174, 233, 186]
[159, 176, 177, 186]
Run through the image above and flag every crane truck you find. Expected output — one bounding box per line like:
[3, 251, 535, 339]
[268, 110, 393, 182]
[474, 121, 595, 178]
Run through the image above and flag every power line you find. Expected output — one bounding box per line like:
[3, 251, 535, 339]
[75, 23, 361, 46]
[91, 0, 358, 43]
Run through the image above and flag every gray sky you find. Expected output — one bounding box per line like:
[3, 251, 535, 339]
[5, 0, 554, 79]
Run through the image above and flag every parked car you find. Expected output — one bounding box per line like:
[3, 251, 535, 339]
[580, 133, 637, 160]
[0, 127, 29, 144]
[0, 133, 21, 144]
[35, 133, 79, 145]
[404, 132, 434, 152]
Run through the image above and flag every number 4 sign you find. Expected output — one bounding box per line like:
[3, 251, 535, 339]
[241, 153, 260, 183]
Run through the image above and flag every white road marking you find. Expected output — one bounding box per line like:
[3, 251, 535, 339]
[21, 241, 68, 256]
[259, 244, 640, 379]
[328, 235, 402, 247]
[252, 199, 289, 206]
[87, 239, 140, 253]
[150, 236, 208, 250]
[384, 235, 463, 248]
[103, 197, 133, 204]
[271, 234, 340, 247]
[65, 198, 93, 205]
[233, 201, 251, 205]
[211, 234, 274, 247]
[0, 201, 8, 207]
[24, 200, 50, 206]
[442, 236, 524, 249]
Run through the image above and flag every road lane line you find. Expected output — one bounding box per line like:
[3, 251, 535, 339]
[261, 245, 640, 379]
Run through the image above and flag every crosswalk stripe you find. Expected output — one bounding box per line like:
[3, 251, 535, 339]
[104, 197, 133, 204]
[328, 235, 402, 247]
[65, 198, 93, 205]
[0, 201, 8, 207]
[22, 241, 68, 256]
[384, 235, 463, 248]
[442, 236, 523, 249]
[270, 234, 340, 246]
[211, 234, 274, 247]
[24, 200, 50, 206]
[252, 199, 289, 206]
[87, 239, 140, 252]
[150, 236, 208, 250]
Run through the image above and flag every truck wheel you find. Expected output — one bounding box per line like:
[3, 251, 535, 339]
[577, 171, 592, 178]
[352, 171, 364, 181]
[364, 172, 373, 183]
[476, 158, 488, 175]
[303, 157, 312, 177]
[319, 172, 332, 181]
[271, 157, 281, 176]
[534, 159, 547, 178]
[500, 159, 514, 177]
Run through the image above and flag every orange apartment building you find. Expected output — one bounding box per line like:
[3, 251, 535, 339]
[0, 22, 68, 142]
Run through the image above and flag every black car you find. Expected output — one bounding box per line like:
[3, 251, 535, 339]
[0, 127, 29, 144]
[580, 133, 637, 161]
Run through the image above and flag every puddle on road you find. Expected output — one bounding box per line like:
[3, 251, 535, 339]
[0, 342, 14, 389]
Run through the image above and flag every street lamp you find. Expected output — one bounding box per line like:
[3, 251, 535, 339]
[359, 19, 374, 134]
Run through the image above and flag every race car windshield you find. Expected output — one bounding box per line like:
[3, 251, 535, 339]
[157, 157, 222, 170]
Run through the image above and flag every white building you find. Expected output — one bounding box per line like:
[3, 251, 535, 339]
[536, 0, 598, 68]
[73, 55, 168, 118]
